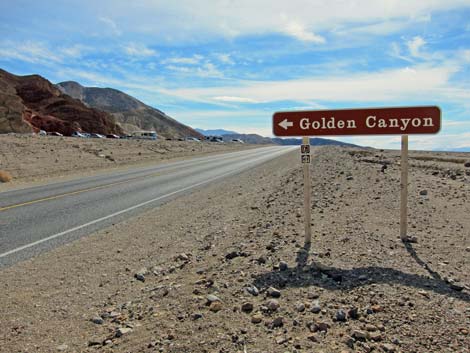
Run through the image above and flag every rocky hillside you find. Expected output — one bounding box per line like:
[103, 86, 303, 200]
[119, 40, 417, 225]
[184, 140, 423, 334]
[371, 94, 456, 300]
[0, 69, 123, 136]
[57, 81, 202, 139]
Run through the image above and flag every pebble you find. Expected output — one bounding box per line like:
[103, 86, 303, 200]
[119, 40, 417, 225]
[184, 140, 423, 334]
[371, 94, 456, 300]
[191, 313, 203, 320]
[464, 162, 470, 168]
[267, 287, 281, 298]
[369, 332, 383, 341]
[267, 299, 280, 311]
[346, 175, 354, 180]
[206, 294, 221, 303]
[134, 267, 147, 282]
[241, 302, 254, 313]
[381, 343, 396, 352]
[279, 261, 289, 271]
[246, 285, 259, 296]
[335, 309, 347, 322]
[57, 344, 68, 351]
[351, 330, 369, 340]
[307, 291, 320, 299]
[115, 327, 133, 337]
[295, 302, 305, 312]
[348, 307, 360, 319]
[91, 316, 104, 325]
[176, 253, 189, 261]
[251, 313, 263, 324]
[311, 304, 321, 314]
[270, 317, 284, 328]
[209, 301, 223, 312]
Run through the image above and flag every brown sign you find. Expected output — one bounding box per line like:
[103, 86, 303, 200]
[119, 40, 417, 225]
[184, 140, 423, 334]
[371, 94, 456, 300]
[273, 106, 441, 137]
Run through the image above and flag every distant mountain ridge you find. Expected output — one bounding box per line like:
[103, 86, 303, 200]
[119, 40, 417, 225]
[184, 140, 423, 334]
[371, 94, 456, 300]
[217, 131, 359, 147]
[57, 81, 202, 139]
[196, 128, 239, 136]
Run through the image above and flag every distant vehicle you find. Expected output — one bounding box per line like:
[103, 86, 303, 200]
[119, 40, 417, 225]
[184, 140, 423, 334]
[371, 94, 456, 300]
[106, 134, 120, 139]
[47, 132, 63, 136]
[185, 137, 201, 142]
[231, 139, 244, 143]
[130, 131, 158, 140]
[90, 133, 105, 138]
[71, 131, 87, 138]
[210, 136, 224, 143]
[38, 130, 47, 136]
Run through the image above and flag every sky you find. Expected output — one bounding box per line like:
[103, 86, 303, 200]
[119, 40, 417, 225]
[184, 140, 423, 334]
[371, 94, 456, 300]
[1, 0, 470, 150]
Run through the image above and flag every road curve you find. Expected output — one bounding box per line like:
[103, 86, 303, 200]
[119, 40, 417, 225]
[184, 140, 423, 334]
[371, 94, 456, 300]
[0, 146, 294, 267]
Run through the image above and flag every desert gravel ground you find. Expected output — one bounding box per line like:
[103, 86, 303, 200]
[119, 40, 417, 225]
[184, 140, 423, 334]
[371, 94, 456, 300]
[0, 134, 256, 188]
[0, 146, 469, 353]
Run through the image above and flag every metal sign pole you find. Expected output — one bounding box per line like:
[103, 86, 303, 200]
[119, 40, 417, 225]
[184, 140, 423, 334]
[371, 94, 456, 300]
[400, 134, 409, 240]
[302, 136, 312, 244]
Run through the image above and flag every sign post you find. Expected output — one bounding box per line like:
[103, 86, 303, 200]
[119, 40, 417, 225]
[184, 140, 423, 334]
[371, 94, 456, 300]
[301, 137, 312, 244]
[400, 135, 409, 240]
[272, 106, 441, 246]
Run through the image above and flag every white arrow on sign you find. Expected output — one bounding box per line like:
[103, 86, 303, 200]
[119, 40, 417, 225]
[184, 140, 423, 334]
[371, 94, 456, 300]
[279, 118, 293, 130]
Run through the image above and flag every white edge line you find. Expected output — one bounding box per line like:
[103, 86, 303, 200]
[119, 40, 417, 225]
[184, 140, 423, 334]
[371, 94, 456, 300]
[0, 149, 291, 259]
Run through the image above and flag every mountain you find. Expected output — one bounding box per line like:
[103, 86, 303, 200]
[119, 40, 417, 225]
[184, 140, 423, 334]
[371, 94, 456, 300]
[0, 69, 122, 136]
[218, 132, 360, 147]
[196, 128, 239, 136]
[57, 81, 202, 139]
[434, 147, 470, 152]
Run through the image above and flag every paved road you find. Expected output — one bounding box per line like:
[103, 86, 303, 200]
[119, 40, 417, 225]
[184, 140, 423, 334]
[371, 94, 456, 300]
[0, 146, 294, 267]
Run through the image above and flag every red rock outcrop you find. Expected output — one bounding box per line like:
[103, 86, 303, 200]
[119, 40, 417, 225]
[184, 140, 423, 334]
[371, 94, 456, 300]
[0, 69, 123, 136]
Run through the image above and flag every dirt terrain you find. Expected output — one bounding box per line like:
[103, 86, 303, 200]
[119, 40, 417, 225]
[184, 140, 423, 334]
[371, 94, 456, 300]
[0, 147, 469, 353]
[0, 134, 255, 188]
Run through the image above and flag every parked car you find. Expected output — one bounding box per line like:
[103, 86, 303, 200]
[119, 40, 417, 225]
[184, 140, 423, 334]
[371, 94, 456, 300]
[90, 133, 105, 138]
[231, 139, 244, 143]
[130, 131, 157, 140]
[106, 134, 120, 139]
[210, 136, 224, 143]
[71, 131, 87, 138]
[185, 137, 201, 142]
[38, 130, 47, 136]
[47, 132, 63, 136]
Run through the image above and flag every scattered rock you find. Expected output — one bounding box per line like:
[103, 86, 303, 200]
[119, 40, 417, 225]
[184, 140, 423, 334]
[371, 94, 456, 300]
[311, 304, 321, 314]
[295, 302, 305, 312]
[246, 285, 259, 296]
[267, 287, 281, 298]
[381, 343, 397, 352]
[266, 299, 280, 311]
[270, 317, 284, 328]
[91, 316, 104, 325]
[251, 313, 263, 324]
[351, 330, 369, 340]
[335, 309, 347, 322]
[464, 162, 470, 168]
[191, 313, 203, 320]
[241, 302, 254, 313]
[115, 327, 132, 337]
[175, 253, 189, 261]
[279, 261, 289, 271]
[57, 344, 68, 351]
[450, 283, 464, 291]
[134, 267, 148, 282]
[419, 190, 428, 196]
[348, 307, 360, 319]
[209, 301, 223, 312]
[369, 332, 383, 341]
[206, 294, 221, 304]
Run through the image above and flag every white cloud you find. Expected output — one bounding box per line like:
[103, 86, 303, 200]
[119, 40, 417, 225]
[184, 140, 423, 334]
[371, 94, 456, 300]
[407, 35, 426, 57]
[162, 55, 203, 65]
[0, 41, 62, 64]
[163, 65, 462, 104]
[98, 16, 121, 36]
[283, 21, 325, 43]
[215, 53, 235, 65]
[123, 43, 157, 57]
[213, 96, 259, 103]
[85, 0, 470, 42]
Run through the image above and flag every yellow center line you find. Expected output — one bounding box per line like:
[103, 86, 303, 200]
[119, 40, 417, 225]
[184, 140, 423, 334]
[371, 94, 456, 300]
[0, 171, 164, 212]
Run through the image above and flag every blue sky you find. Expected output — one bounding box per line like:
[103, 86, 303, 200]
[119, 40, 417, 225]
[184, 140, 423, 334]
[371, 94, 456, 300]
[1, 0, 470, 150]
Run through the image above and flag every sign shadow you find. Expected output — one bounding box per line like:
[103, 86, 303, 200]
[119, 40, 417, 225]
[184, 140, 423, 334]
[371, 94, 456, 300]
[252, 242, 470, 303]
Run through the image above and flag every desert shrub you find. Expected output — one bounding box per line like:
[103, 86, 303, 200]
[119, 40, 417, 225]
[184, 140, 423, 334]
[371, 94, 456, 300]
[0, 170, 12, 183]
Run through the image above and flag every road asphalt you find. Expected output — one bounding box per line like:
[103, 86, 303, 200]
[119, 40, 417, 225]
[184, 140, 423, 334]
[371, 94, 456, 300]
[0, 146, 294, 267]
